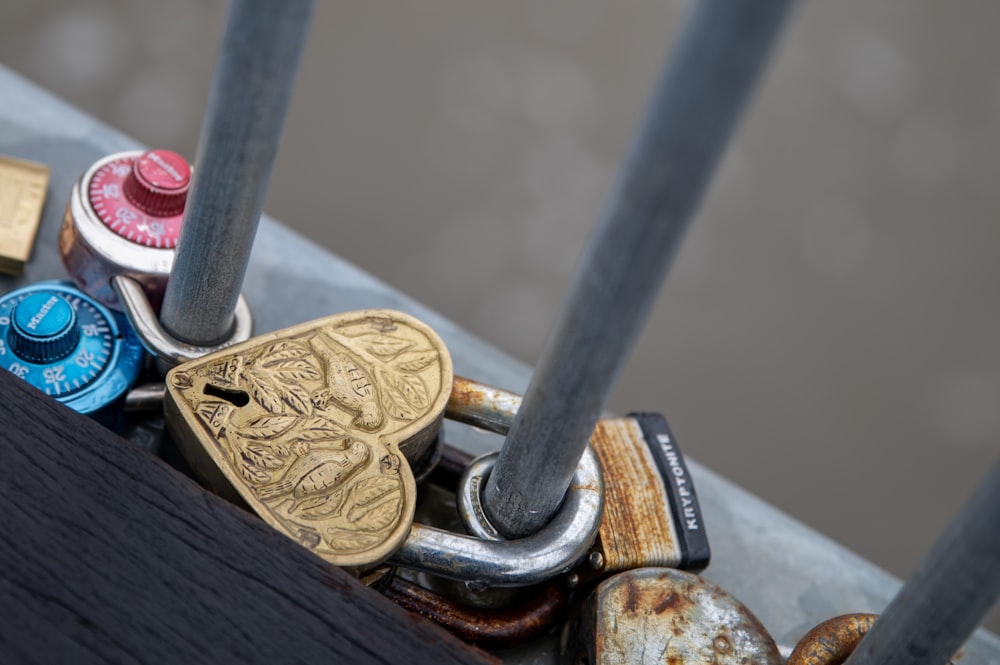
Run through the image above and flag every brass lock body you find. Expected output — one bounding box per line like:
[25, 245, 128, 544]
[164, 309, 453, 574]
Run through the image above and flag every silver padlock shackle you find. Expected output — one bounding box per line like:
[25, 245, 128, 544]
[445, 376, 522, 433]
[113, 275, 254, 366]
[393, 449, 601, 588]
[390, 377, 605, 588]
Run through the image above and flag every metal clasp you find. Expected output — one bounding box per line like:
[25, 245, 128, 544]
[390, 378, 605, 588]
[112, 274, 254, 367]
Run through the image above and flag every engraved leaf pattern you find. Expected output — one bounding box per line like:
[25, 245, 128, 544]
[378, 368, 429, 420]
[356, 333, 413, 359]
[242, 444, 284, 469]
[324, 529, 389, 554]
[381, 389, 416, 419]
[265, 358, 321, 383]
[296, 489, 347, 520]
[240, 414, 298, 439]
[173, 320, 432, 563]
[246, 368, 312, 415]
[392, 349, 438, 372]
[260, 340, 311, 361]
[296, 496, 330, 512]
[294, 416, 348, 442]
[278, 380, 312, 415]
[240, 463, 271, 484]
[348, 476, 399, 509]
[347, 497, 400, 531]
[246, 370, 284, 414]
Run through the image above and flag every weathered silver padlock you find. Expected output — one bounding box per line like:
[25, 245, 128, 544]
[561, 567, 783, 665]
[391, 377, 605, 588]
[436, 380, 709, 587]
[393, 379, 710, 590]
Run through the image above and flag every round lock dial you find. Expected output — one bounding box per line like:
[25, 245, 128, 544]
[87, 150, 190, 249]
[0, 281, 144, 414]
[60, 149, 194, 311]
[7, 291, 82, 363]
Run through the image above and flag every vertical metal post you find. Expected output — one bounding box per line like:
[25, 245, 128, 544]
[483, 0, 797, 538]
[159, 0, 314, 346]
[844, 458, 1000, 665]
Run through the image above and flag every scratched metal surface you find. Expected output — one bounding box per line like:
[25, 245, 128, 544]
[1, 66, 997, 663]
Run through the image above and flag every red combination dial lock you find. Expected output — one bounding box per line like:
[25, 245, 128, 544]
[60, 149, 192, 311]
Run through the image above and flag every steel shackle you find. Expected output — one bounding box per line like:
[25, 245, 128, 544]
[787, 614, 878, 665]
[112, 274, 254, 367]
[391, 377, 605, 588]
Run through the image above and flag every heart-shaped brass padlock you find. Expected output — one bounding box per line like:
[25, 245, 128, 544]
[164, 309, 453, 573]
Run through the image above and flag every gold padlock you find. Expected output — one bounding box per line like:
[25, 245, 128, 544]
[164, 309, 453, 574]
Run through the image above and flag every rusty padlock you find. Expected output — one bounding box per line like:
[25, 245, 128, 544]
[561, 567, 783, 665]
[379, 397, 711, 647]
[583, 413, 710, 580]
[785, 613, 964, 665]
[450, 384, 710, 583]
[395, 381, 708, 589]
[786, 614, 878, 665]
[383, 444, 576, 649]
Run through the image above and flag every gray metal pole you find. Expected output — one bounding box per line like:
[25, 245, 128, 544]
[159, 0, 314, 346]
[844, 458, 1000, 665]
[483, 0, 796, 539]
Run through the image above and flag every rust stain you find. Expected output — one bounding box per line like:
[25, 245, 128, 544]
[589, 418, 681, 575]
[787, 614, 878, 665]
[624, 577, 640, 613]
[581, 570, 783, 665]
[449, 377, 488, 410]
[653, 591, 685, 615]
[713, 634, 733, 654]
[382, 575, 571, 650]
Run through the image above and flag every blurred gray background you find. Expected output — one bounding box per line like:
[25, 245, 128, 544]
[2, 0, 998, 630]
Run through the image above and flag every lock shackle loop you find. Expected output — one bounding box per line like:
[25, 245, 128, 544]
[786, 614, 878, 665]
[390, 377, 605, 588]
[112, 275, 254, 367]
[445, 377, 521, 434]
[392, 448, 602, 588]
[382, 574, 571, 649]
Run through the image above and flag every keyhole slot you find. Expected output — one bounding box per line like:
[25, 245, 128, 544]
[204, 383, 250, 407]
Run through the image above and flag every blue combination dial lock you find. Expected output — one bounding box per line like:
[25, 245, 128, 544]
[0, 281, 144, 414]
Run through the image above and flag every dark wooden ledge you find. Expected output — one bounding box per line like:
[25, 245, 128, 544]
[0, 370, 496, 665]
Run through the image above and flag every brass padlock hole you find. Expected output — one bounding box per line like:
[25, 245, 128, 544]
[203, 383, 250, 407]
